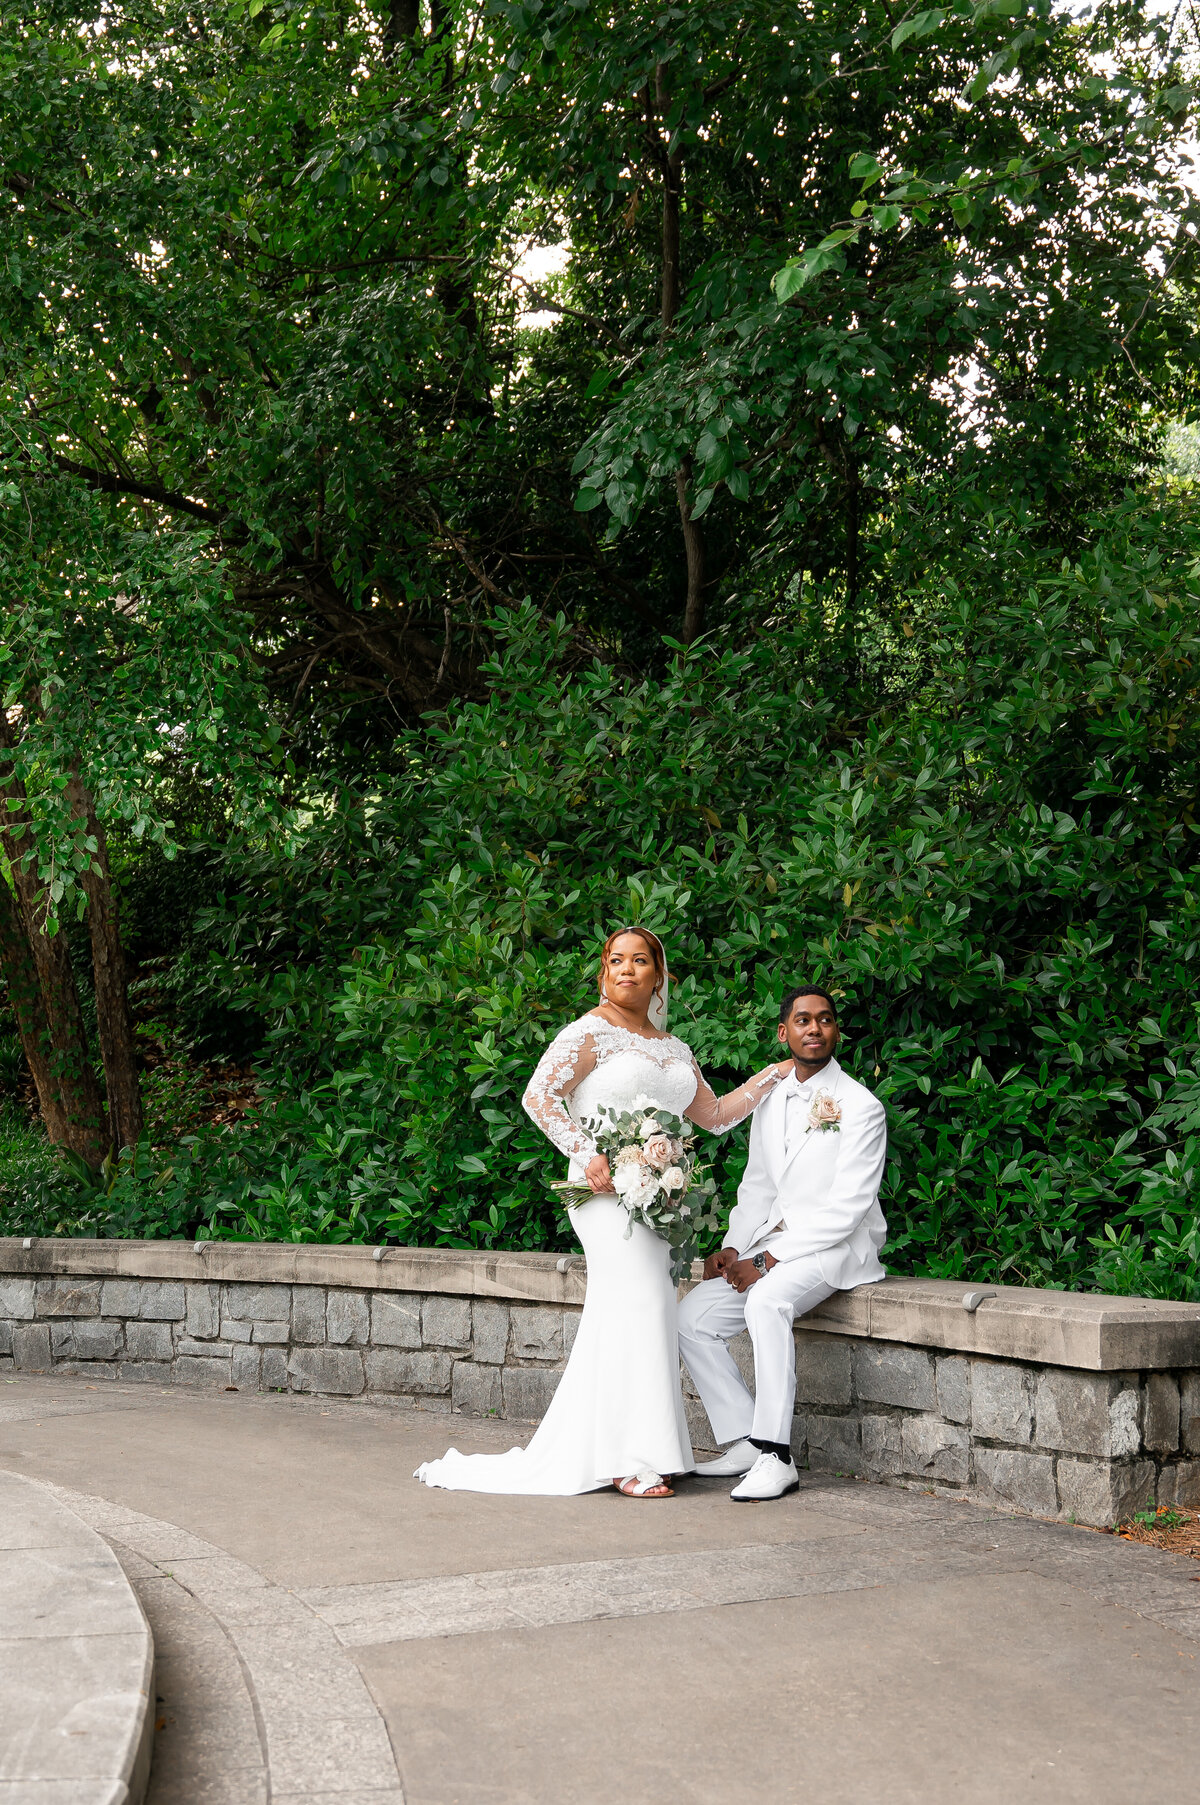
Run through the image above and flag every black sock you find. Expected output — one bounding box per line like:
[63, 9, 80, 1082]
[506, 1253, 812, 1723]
[749, 1436, 792, 1463]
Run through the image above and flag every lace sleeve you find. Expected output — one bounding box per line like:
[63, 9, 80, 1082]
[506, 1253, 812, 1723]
[521, 1020, 600, 1163]
[685, 1058, 786, 1134]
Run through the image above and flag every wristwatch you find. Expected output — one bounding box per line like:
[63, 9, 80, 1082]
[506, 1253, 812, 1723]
[751, 1252, 768, 1274]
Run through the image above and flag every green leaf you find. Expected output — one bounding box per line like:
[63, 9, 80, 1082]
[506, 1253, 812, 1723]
[892, 9, 945, 50]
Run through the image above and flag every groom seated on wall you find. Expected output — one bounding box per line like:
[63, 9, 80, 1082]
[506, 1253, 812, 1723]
[678, 985, 888, 1502]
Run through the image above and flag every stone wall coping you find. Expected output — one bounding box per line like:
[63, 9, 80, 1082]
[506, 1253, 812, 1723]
[2, 1239, 1198, 1371]
[801, 1276, 1200, 1371]
[0, 1236, 589, 1306]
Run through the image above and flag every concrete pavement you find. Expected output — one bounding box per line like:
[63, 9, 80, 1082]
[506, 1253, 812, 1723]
[2, 1374, 1199, 1802]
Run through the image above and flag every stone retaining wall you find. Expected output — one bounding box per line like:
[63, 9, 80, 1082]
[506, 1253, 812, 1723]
[0, 1272, 578, 1425]
[773, 1329, 1200, 1527]
[3, 1239, 1199, 1528]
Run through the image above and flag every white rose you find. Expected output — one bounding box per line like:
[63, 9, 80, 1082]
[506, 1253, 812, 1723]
[660, 1166, 685, 1191]
[612, 1163, 639, 1196]
[638, 1115, 661, 1140]
[627, 1173, 659, 1208]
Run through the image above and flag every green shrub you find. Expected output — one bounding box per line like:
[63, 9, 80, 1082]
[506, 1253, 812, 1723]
[5, 503, 1199, 1296]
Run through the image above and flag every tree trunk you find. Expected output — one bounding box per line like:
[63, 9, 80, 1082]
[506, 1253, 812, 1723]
[654, 66, 706, 644]
[845, 451, 861, 612]
[66, 773, 143, 1153]
[0, 875, 73, 1145]
[383, 0, 420, 57]
[0, 715, 108, 1165]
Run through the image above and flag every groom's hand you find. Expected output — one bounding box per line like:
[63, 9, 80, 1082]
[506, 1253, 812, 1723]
[703, 1247, 738, 1281]
[727, 1254, 777, 1292]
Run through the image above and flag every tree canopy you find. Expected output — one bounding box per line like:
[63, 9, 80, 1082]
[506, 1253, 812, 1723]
[1, 0, 1199, 1298]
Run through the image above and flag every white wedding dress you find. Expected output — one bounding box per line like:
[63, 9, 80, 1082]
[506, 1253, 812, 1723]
[415, 1013, 783, 1495]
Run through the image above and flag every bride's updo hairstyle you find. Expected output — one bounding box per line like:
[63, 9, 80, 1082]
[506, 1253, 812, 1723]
[597, 926, 666, 1014]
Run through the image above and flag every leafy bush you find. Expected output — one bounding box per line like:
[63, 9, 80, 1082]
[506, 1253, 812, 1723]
[5, 502, 1199, 1297]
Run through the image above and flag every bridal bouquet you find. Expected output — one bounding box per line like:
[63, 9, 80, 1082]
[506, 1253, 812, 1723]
[550, 1095, 720, 1283]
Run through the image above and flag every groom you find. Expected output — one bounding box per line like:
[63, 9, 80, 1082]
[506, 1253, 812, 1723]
[678, 986, 888, 1501]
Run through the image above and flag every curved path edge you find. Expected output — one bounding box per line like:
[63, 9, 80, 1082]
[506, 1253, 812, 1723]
[40, 1480, 406, 1805]
[0, 1468, 154, 1805]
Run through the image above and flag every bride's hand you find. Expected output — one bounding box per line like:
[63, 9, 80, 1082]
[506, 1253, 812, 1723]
[585, 1154, 614, 1193]
[774, 1057, 794, 1076]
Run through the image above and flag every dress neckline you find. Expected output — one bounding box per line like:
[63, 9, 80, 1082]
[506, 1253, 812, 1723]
[585, 1011, 675, 1045]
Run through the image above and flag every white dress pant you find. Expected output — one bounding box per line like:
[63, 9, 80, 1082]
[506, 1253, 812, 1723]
[677, 1255, 835, 1448]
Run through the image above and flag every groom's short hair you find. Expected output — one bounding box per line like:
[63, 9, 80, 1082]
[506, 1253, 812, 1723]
[779, 985, 839, 1023]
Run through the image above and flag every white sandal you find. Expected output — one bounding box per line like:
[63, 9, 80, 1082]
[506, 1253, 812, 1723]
[614, 1470, 674, 1498]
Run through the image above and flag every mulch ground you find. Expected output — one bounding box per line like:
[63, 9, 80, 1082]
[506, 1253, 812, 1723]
[1113, 1504, 1200, 1561]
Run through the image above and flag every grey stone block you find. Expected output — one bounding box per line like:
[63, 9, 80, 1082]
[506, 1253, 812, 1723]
[794, 1332, 852, 1408]
[288, 1348, 365, 1395]
[100, 1279, 143, 1318]
[684, 1395, 718, 1454]
[1157, 1460, 1200, 1508]
[327, 1289, 370, 1347]
[54, 1360, 119, 1379]
[502, 1366, 562, 1419]
[261, 1348, 288, 1390]
[291, 1285, 327, 1345]
[508, 1304, 562, 1362]
[12, 1324, 51, 1370]
[35, 1278, 100, 1318]
[788, 1416, 808, 1468]
[563, 1308, 581, 1356]
[370, 1293, 422, 1350]
[0, 1322, 12, 1357]
[185, 1283, 220, 1340]
[124, 1322, 172, 1362]
[937, 1355, 971, 1425]
[50, 1321, 122, 1361]
[119, 1362, 170, 1384]
[901, 1416, 969, 1484]
[1057, 1457, 1155, 1528]
[806, 1413, 862, 1474]
[231, 1345, 262, 1390]
[972, 1360, 1032, 1444]
[0, 1356, 11, 1371]
[140, 1281, 186, 1322]
[1144, 1373, 1180, 1453]
[423, 1294, 472, 1350]
[251, 1321, 290, 1345]
[470, 1299, 508, 1363]
[861, 1414, 903, 1477]
[852, 1342, 935, 1412]
[364, 1349, 451, 1396]
[1034, 1370, 1139, 1458]
[1182, 1372, 1200, 1455]
[973, 1446, 1056, 1516]
[175, 1337, 231, 1359]
[174, 1355, 234, 1388]
[0, 1279, 35, 1321]
[453, 1362, 503, 1416]
[219, 1319, 253, 1343]
[730, 1330, 756, 1393]
[223, 1282, 291, 1322]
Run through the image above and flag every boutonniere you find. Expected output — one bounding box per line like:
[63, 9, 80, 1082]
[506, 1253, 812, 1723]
[808, 1091, 841, 1133]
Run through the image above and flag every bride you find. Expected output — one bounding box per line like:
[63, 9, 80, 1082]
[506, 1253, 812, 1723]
[415, 927, 788, 1500]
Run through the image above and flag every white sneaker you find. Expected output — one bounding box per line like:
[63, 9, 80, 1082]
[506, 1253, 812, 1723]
[730, 1452, 800, 1501]
[694, 1438, 757, 1478]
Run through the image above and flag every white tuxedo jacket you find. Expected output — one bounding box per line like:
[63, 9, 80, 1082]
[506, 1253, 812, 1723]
[722, 1057, 888, 1291]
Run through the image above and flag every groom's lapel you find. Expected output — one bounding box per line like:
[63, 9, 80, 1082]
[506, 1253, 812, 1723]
[777, 1061, 843, 1187]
